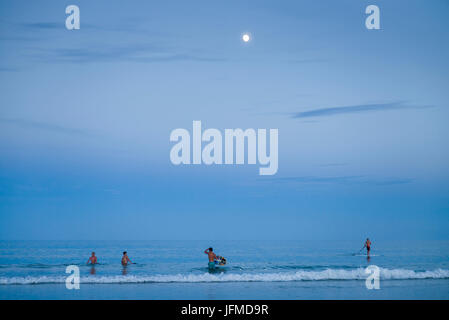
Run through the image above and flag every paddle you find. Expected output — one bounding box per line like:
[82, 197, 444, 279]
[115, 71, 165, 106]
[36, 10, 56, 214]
[353, 246, 364, 255]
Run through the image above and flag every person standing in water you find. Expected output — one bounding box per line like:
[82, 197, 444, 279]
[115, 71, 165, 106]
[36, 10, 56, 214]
[363, 238, 372, 256]
[121, 251, 133, 266]
[204, 247, 217, 270]
[86, 252, 97, 265]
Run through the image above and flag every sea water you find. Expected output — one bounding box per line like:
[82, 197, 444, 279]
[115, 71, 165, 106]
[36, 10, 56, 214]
[0, 240, 448, 299]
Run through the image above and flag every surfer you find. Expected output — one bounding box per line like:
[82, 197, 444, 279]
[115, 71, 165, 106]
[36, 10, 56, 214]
[86, 252, 97, 265]
[204, 247, 217, 270]
[121, 251, 133, 266]
[363, 238, 372, 257]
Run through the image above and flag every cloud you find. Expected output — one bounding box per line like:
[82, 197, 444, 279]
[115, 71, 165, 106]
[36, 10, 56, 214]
[41, 44, 164, 64]
[132, 54, 226, 63]
[285, 58, 327, 64]
[25, 40, 225, 64]
[35, 45, 224, 64]
[21, 21, 145, 34]
[0, 35, 44, 42]
[264, 176, 413, 186]
[0, 118, 91, 137]
[0, 66, 19, 72]
[2, 19, 224, 65]
[22, 22, 61, 29]
[368, 178, 413, 186]
[292, 102, 433, 118]
[319, 163, 348, 167]
[267, 176, 362, 184]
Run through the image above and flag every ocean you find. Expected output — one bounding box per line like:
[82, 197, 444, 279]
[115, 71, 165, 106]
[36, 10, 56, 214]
[0, 240, 448, 299]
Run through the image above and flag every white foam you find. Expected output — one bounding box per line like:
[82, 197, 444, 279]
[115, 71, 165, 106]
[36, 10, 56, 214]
[1, 268, 448, 285]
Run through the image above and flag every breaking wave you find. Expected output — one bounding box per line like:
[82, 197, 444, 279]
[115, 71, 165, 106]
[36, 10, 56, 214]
[1, 268, 449, 285]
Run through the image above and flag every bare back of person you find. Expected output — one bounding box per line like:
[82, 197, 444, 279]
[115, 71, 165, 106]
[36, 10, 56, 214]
[204, 247, 217, 270]
[121, 251, 132, 266]
[207, 251, 216, 262]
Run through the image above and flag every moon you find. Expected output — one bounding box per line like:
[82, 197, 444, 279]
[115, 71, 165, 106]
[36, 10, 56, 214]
[242, 34, 250, 42]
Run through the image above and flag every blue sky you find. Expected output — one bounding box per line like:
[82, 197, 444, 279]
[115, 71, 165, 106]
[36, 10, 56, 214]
[0, 0, 448, 240]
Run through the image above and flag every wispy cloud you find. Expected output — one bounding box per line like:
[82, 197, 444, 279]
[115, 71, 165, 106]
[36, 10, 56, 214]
[0, 118, 91, 136]
[4, 20, 224, 65]
[267, 176, 362, 184]
[0, 66, 19, 72]
[263, 176, 413, 186]
[370, 178, 413, 186]
[285, 58, 327, 64]
[21, 21, 144, 34]
[132, 54, 225, 63]
[33, 45, 224, 64]
[17, 19, 175, 37]
[0, 35, 44, 42]
[319, 163, 348, 167]
[22, 22, 61, 29]
[38, 44, 165, 64]
[292, 102, 433, 118]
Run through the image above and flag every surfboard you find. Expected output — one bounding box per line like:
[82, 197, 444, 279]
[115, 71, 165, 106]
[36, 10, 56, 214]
[214, 256, 227, 266]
